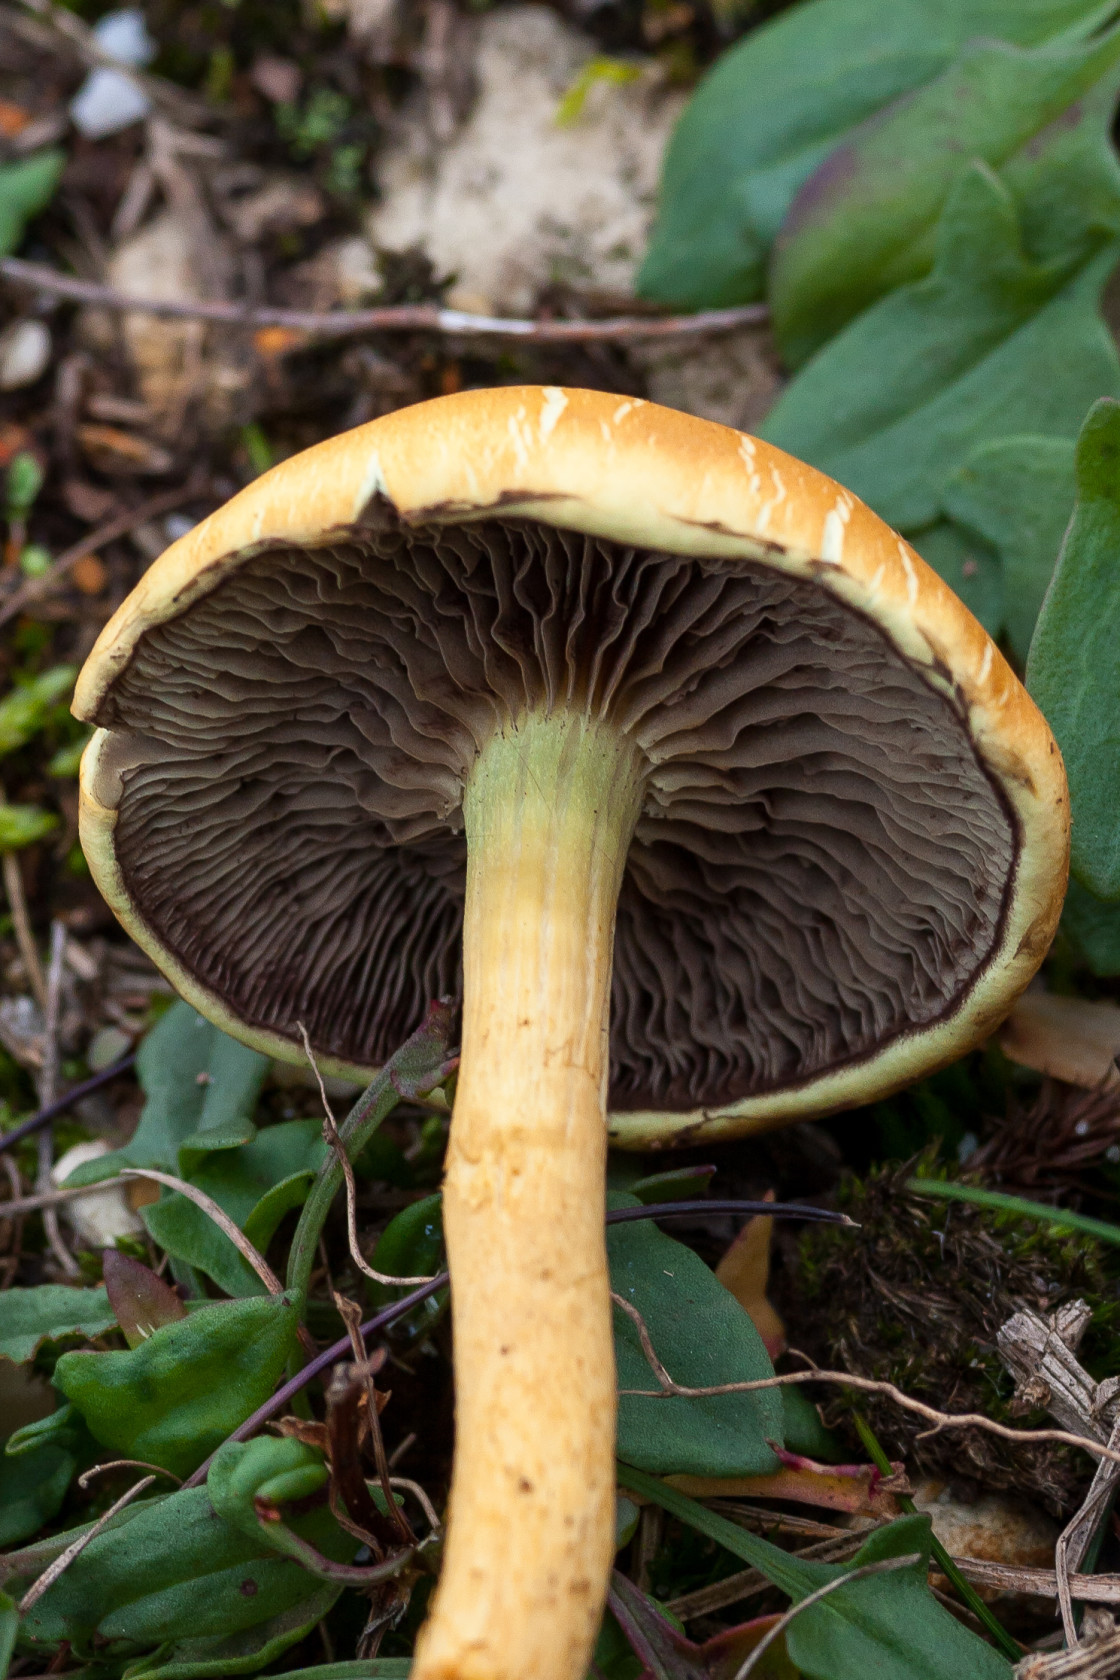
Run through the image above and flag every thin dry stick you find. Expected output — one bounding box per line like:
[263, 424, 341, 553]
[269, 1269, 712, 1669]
[120, 1167, 319, 1358]
[297, 1023, 437, 1287]
[0, 1151, 23, 1281]
[732, 1555, 921, 1679]
[0, 1152, 24, 1285]
[953, 1557, 1120, 1606]
[2, 850, 46, 1011]
[0, 255, 769, 343]
[1056, 1415, 1120, 1645]
[78, 1460, 182, 1489]
[39, 921, 78, 1277]
[333, 1288, 410, 1542]
[0, 1174, 131, 1217]
[119, 1167, 282, 1291]
[18, 1474, 157, 1612]
[0, 478, 206, 630]
[615, 1300, 1120, 1470]
[389, 1476, 441, 1536]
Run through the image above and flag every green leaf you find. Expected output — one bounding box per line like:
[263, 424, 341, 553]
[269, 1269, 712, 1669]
[365, 1192, 446, 1339]
[208, 1438, 330, 1541]
[638, 0, 1109, 309]
[117, 1584, 341, 1679]
[54, 1293, 298, 1478]
[260, 1666, 412, 1679]
[617, 1469, 1012, 1680]
[0, 1590, 17, 1678]
[942, 434, 1076, 659]
[0, 1442, 74, 1546]
[1061, 876, 1120, 972]
[286, 1000, 455, 1307]
[0, 150, 65, 258]
[762, 164, 1120, 533]
[5, 1401, 89, 1460]
[609, 1194, 783, 1477]
[771, 23, 1120, 363]
[618, 1164, 717, 1204]
[67, 1001, 271, 1187]
[1027, 396, 1120, 897]
[7, 1482, 347, 1658]
[0, 803, 57, 851]
[0, 1285, 114, 1364]
[143, 1121, 326, 1298]
[4, 451, 44, 518]
[0, 666, 76, 757]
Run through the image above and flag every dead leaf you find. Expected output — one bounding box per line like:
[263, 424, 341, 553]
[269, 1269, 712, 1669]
[668, 1452, 909, 1520]
[249, 56, 302, 105]
[999, 990, 1120, 1088]
[716, 1192, 786, 1358]
[62, 480, 118, 523]
[77, 424, 174, 476]
[0, 100, 31, 137]
[71, 555, 107, 595]
[223, 177, 325, 245]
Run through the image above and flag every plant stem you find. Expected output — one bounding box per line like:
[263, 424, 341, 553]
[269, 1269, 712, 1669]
[908, 1179, 1120, 1246]
[286, 1005, 454, 1309]
[412, 710, 644, 1680]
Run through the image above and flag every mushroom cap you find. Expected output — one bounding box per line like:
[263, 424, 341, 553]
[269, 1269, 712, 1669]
[75, 387, 1068, 1148]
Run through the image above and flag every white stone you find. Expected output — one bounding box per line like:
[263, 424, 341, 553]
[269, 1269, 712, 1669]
[83, 209, 249, 433]
[366, 6, 684, 317]
[92, 8, 156, 67]
[70, 67, 151, 140]
[53, 1140, 145, 1250]
[0, 319, 51, 391]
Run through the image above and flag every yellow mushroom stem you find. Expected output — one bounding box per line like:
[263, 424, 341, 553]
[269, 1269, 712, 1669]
[412, 710, 646, 1680]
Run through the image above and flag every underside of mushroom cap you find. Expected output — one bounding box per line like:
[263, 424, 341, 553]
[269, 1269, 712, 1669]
[75, 387, 1069, 1147]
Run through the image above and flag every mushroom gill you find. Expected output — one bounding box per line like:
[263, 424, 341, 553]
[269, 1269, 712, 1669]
[88, 510, 1016, 1109]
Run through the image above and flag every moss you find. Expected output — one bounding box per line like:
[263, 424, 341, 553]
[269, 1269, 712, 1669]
[784, 1152, 1120, 1516]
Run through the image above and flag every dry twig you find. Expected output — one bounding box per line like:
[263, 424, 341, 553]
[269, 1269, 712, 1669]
[2, 852, 46, 1012]
[614, 1295, 1120, 1469]
[18, 1475, 157, 1612]
[0, 479, 207, 631]
[297, 1023, 437, 1287]
[0, 256, 768, 343]
[39, 922, 78, 1276]
[120, 1168, 283, 1293]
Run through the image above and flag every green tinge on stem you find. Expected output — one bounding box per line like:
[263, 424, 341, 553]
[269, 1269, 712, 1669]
[908, 1178, 1120, 1246]
[285, 1003, 456, 1311]
[851, 1411, 1022, 1663]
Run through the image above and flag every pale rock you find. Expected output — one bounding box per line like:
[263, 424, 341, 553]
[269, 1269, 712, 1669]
[92, 8, 156, 67]
[913, 1479, 1059, 1598]
[367, 6, 684, 316]
[83, 209, 251, 435]
[0, 319, 51, 391]
[70, 68, 150, 140]
[52, 1139, 144, 1250]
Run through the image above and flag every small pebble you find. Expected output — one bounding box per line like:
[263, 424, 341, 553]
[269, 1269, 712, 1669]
[164, 513, 196, 543]
[91, 8, 156, 65]
[70, 67, 151, 139]
[0, 320, 51, 391]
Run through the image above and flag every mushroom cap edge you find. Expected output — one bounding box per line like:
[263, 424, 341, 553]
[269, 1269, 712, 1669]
[73, 385, 1070, 1147]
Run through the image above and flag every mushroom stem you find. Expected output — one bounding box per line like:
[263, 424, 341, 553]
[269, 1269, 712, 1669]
[413, 710, 645, 1680]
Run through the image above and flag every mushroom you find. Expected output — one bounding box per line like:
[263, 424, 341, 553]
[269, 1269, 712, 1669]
[73, 388, 1068, 1680]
